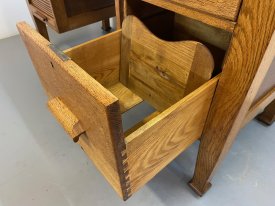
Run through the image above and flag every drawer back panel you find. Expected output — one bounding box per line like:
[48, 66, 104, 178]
[120, 16, 214, 112]
[30, 0, 55, 18]
[17, 22, 128, 199]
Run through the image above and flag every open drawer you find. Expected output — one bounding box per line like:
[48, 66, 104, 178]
[17, 16, 219, 200]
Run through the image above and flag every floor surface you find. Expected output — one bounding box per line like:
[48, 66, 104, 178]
[0, 22, 274, 206]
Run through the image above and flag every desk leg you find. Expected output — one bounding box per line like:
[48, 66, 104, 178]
[33, 15, 49, 40]
[189, 0, 275, 196]
[102, 19, 111, 31]
[257, 100, 275, 125]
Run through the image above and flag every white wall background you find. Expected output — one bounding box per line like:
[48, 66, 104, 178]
[0, 1, 34, 39]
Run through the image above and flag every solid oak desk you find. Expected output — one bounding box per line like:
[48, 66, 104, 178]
[116, 0, 275, 197]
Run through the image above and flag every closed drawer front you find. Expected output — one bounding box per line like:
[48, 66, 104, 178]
[28, 0, 57, 30]
[30, 0, 54, 18]
[170, 0, 242, 21]
[64, 0, 114, 17]
[17, 16, 219, 200]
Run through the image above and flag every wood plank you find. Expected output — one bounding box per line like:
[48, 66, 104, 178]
[243, 88, 275, 127]
[170, 0, 241, 21]
[107, 82, 143, 113]
[190, 0, 275, 196]
[125, 76, 219, 194]
[64, 30, 121, 87]
[17, 22, 130, 200]
[141, 0, 236, 32]
[174, 14, 232, 51]
[121, 16, 214, 111]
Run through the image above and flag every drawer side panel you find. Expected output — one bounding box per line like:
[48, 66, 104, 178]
[125, 76, 219, 194]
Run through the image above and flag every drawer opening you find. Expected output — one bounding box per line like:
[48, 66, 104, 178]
[64, 15, 216, 134]
[125, 0, 233, 76]
[18, 16, 220, 200]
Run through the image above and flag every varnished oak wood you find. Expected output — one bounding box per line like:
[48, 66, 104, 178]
[108, 83, 143, 113]
[18, 16, 219, 200]
[190, 0, 275, 196]
[169, 0, 242, 21]
[17, 22, 129, 199]
[47, 97, 85, 142]
[121, 16, 214, 111]
[141, 0, 236, 32]
[64, 30, 121, 88]
[125, 76, 219, 194]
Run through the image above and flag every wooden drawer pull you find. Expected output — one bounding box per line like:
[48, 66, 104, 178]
[47, 97, 85, 142]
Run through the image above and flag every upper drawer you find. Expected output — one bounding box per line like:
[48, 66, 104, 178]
[30, 0, 55, 18]
[169, 0, 242, 21]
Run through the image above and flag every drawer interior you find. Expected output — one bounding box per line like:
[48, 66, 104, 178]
[63, 16, 219, 196]
[125, 1, 233, 76]
[18, 16, 219, 200]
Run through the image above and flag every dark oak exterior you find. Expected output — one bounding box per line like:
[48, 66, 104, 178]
[27, 0, 115, 40]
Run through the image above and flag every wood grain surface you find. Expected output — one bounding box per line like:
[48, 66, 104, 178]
[141, 0, 236, 32]
[47, 97, 85, 141]
[170, 0, 242, 21]
[125, 76, 219, 194]
[121, 16, 214, 111]
[190, 0, 275, 196]
[17, 22, 130, 199]
[108, 82, 143, 113]
[64, 30, 121, 87]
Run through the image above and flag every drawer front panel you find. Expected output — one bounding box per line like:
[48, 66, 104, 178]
[64, 0, 114, 17]
[170, 0, 242, 21]
[17, 22, 127, 198]
[30, 0, 54, 18]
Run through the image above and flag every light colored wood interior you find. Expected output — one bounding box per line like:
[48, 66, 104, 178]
[18, 15, 222, 200]
[107, 83, 143, 113]
[64, 30, 121, 87]
[141, 0, 236, 32]
[64, 30, 143, 114]
[121, 16, 214, 112]
[56, 17, 218, 197]
[125, 75, 220, 194]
